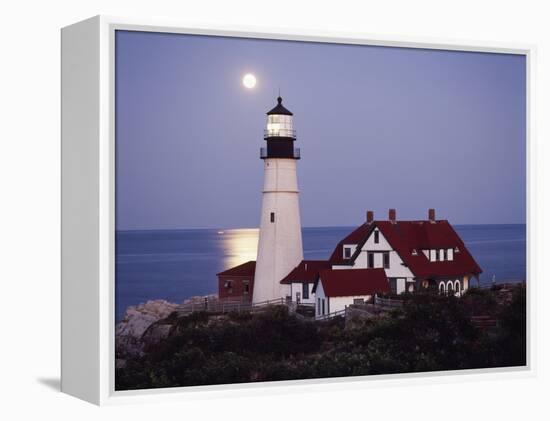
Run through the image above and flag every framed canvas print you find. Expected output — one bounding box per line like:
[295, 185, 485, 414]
[61, 16, 533, 405]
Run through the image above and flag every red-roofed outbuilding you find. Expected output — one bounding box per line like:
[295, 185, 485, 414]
[279, 260, 331, 304]
[217, 261, 256, 301]
[313, 268, 389, 318]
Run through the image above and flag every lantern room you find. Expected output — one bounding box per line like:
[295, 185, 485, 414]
[265, 97, 295, 139]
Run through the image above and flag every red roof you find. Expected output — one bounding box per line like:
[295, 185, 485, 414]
[314, 268, 389, 297]
[280, 260, 331, 284]
[329, 223, 372, 265]
[329, 220, 482, 279]
[217, 261, 256, 277]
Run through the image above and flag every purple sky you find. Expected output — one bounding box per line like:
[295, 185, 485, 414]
[115, 30, 526, 230]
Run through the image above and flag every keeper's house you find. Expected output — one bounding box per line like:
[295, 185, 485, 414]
[325, 209, 482, 296]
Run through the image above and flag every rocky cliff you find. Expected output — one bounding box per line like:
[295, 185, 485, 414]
[115, 295, 218, 363]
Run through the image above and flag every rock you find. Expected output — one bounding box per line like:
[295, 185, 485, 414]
[142, 323, 172, 347]
[181, 294, 218, 305]
[116, 299, 179, 357]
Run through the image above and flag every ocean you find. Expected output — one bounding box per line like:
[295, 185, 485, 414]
[115, 224, 526, 321]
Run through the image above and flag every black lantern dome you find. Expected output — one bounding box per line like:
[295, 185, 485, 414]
[266, 96, 293, 116]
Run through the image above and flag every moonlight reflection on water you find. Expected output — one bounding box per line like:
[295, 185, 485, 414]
[218, 228, 259, 270]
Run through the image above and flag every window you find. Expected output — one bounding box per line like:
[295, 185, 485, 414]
[353, 298, 365, 305]
[448, 248, 454, 261]
[374, 230, 379, 244]
[270, 212, 275, 223]
[368, 252, 375, 268]
[439, 249, 445, 261]
[443, 249, 448, 261]
[266, 114, 294, 137]
[322, 299, 325, 315]
[224, 280, 233, 294]
[243, 280, 250, 294]
[344, 247, 351, 259]
[430, 250, 437, 261]
[383, 252, 390, 269]
[447, 282, 454, 294]
[439, 282, 445, 294]
[389, 278, 397, 294]
[317, 298, 321, 315]
[455, 280, 461, 294]
[302, 283, 309, 299]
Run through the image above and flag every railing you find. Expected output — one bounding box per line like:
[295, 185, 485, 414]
[374, 295, 403, 308]
[471, 280, 525, 290]
[251, 297, 285, 308]
[176, 297, 285, 316]
[176, 300, 249, 315]
[260, 147, 300, 159]
[347, 305, 378, 317]
[316, 309, 347, 321]
[264, 129, 296, 139]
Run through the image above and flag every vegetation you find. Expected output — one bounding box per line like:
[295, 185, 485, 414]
[115, 285, 526, 390]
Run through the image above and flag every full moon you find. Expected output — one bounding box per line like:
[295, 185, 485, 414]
[242, 73, 257, 89]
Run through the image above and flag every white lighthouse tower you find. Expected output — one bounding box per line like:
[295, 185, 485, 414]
[253, 97, 304, 303]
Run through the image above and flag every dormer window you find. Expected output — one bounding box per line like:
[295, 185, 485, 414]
[426, 248, 456, 262]
[411, 249, 418, 256]
[454, 246, 460, 253]
[344, 247, 352, 259]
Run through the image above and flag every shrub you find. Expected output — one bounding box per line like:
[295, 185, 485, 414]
[115, 287, 526, 390]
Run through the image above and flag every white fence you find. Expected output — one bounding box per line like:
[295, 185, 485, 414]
[315, 309, 346, 321]
[176, 297, 284, 316]
[374, 295, 403, 308]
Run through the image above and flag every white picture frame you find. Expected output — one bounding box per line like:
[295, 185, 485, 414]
[61, 15, 535, 405]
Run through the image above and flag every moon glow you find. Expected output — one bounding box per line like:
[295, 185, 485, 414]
[242, 73, 257, 89]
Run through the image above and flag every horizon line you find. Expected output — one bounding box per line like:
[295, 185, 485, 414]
[115, 222, 527, 232]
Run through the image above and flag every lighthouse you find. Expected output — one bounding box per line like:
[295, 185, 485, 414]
[252, 96, 304, 303]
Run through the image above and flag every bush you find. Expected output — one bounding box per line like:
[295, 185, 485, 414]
[116, 286, 527, 390]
